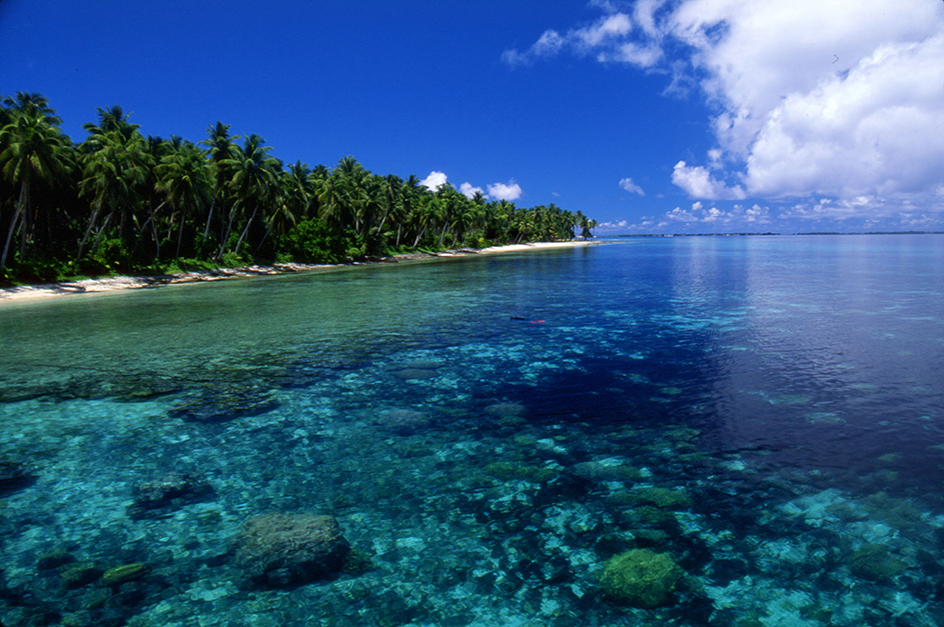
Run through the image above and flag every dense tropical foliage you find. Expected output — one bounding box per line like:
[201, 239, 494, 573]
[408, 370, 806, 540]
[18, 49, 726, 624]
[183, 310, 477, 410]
[0, 93, 596, 285]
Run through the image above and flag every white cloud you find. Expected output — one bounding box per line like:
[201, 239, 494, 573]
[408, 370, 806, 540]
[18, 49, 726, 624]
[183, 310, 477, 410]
[576, 13, 632, 49]
[612, 42, 663, 66]
[508, 0, 944, 222]
[707, 149, 723, 169]
[459, 182, 485, 199]
[672, 161, 745, 200]
[503, 10, 662, 68]
[669, 0, 944, 204]
[595, 219, 630, 232]
[619, 177, 645, 195]
[666, 206, 699, 222]
[420, 171, 448, 191]
[534, 30, 566, 56]
[744, 35, 944, 198]
[423, 176, 520, 201]
[630, 202, 774, 233]
[487, 181, 523, 201]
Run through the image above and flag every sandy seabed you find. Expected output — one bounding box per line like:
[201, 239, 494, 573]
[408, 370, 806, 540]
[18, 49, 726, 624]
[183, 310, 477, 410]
[0, 241, 597, 303]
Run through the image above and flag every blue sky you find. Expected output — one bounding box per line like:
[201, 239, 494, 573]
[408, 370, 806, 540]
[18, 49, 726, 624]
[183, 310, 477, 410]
[2, 0, 943, 234]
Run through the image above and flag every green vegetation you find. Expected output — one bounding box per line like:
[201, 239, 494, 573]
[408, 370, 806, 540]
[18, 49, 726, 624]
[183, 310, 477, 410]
[0, 92, 597, 285]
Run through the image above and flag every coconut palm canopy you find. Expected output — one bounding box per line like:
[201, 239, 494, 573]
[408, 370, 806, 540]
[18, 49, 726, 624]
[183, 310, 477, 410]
[0, 94, 596, 282]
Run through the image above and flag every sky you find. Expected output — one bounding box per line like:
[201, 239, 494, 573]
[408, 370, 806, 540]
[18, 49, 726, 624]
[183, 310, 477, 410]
[2, 0, 943, 234]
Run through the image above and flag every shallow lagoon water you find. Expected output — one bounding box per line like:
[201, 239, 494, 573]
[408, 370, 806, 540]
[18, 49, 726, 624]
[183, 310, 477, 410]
[2, 234, 944, 626]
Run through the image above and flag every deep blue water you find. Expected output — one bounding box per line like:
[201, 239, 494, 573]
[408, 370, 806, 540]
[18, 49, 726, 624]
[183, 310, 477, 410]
[1, 234, 944, 626]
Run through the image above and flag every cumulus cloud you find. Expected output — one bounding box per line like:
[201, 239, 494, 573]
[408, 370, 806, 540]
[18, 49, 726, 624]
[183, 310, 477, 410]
[507, 0, 944, 220]
[672, 161, 745, 200]
[420, 171, 448, 191]
[487, 181, 523, 201]
[667, 0, 944, 203]
[593, 219, 630, 233]
[630, 202, 773, 232]
[619, 177, 645, 196]
[744, 35, 944, 198]
[459, 182, 485, 199]
[502, 10, 662, 68]
[420, 174, 522, 201]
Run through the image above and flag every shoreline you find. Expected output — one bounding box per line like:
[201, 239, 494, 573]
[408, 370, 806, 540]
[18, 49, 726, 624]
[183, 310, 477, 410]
[0, 240, 597, 303]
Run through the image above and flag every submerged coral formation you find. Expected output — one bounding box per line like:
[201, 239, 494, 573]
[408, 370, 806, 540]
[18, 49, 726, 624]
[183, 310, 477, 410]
[232, 513, 350, 588]
[127, 471, 214, 519]
[599, 548, 684, 608]
[849, 544, 908, 582]
[101, 563, 149, 587]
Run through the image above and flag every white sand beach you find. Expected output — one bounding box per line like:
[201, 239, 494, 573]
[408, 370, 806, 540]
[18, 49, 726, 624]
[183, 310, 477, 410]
[0, 240, 597, 303]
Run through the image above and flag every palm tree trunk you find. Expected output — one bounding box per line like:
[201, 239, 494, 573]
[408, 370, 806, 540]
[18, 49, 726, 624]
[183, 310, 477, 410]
[255, 215, 277, 254]
[90, 213, 114, 257]
[217, 205, 238, 261]
[77, 201, 104, 260]
[233, 206, 258, 256]
[373, 207, 391, 239]
[438, 222, 450, 248]
[412, 225, 427, 249]
[175, 209, 187, 258]
[0, 180, 29, 270]
[203, 192, 217, 239]
[138, 200, 167, 245]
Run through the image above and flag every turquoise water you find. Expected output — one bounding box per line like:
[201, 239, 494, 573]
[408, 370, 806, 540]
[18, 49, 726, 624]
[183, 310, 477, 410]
[1, 235, 944, 626]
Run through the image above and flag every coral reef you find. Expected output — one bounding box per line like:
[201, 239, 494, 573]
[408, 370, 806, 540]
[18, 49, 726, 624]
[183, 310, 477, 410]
[849, 544, 908, 582]
[621, 487, 692, 509]
[101, 563, 149, 587]
[127, 471, 214, 519]
[484, 461, 556, 483]
[232, 513, 350, 588]
[0, 459, 35, 494]
[168, 388, 279, 423]
[599, 549, 684, 608]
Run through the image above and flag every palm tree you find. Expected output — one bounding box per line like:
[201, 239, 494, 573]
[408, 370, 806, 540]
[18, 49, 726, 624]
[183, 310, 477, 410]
[218, 134, 280, 259]
[1, 92, 62, 126]
[0, 109, 72, 270]
[394, 174, 425, 249]
[199, 122, 239, 240]
[77, 127, 153, 260]
[328, 156, 370, 238]
[371, 173, 403, 243]
[411, 191, 439, 249]
[256, 160, 310, 254]
[154, 140, 212, 258]
[82, 105, 139, 143]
